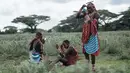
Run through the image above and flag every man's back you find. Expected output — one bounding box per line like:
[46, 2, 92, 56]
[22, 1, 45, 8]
[64, 46, 79, 65]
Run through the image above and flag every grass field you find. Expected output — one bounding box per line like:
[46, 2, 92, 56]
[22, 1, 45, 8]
[0, 31, 130, 73]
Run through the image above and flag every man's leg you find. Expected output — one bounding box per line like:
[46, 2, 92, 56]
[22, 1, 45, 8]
[50, 56, 69, 67]
[59, 58, 69, 66]
[91, 54, 95, 64]
[84, 52, 90, 63]
[91, 54, 96, 71]
[48, 56, 62, 71]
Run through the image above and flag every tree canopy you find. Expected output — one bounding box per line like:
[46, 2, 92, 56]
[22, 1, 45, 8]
[49, 7, 130, 32]
[12, 14, 50, 33]
[4, 26, 17, 34]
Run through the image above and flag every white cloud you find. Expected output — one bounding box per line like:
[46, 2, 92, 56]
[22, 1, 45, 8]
[105, 4, 129, 13]
[0, 0, 129, 30]
[110, 0, 130, 5]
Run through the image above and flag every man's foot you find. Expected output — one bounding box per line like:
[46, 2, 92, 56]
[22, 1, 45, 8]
[92, 64, 96, 72]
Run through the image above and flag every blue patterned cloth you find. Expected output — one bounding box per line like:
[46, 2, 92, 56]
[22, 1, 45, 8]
[84, 35, 99, 54]
[30, 51, 41, 63]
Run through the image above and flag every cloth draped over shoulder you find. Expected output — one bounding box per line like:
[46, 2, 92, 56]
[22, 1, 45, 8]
[65, 46, 79, 65]
[81, 2, 100, 56]
[30, 38, 43, 54]
[82, 19, 99, 56]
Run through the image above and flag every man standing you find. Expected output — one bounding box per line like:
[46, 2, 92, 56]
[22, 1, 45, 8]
[77, 2, 100, 71]
[29, 32, 46, 63]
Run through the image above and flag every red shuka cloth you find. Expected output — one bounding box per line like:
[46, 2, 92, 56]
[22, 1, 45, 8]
[66, 48, 79, 65]
[82, 19, 99, 56]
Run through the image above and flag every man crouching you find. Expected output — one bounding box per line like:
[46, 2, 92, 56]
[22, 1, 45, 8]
[51, 40, 79, 66]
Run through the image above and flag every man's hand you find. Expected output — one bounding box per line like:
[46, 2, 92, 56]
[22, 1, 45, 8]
[41, 54, 45, 60]
[56, 44, 62, 53]
[82, 4, 87, 8]
[56, 44, 59, 49]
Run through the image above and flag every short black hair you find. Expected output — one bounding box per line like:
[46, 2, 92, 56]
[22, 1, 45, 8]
[36, 32, 42, 36]
[63, 40, 70, 45]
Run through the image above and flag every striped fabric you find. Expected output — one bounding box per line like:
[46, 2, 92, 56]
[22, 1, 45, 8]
[84, 34, 99, 54]
[30, 51, 41, 63]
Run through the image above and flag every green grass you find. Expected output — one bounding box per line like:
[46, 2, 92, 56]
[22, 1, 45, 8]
[0, 59, 130, 73]
[0, 31, 130, 73]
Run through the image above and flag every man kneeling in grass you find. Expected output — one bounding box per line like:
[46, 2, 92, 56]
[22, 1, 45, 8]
[50, 40, 79, 66]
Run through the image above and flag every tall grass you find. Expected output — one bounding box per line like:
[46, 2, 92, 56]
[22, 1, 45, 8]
[0, 31, 130, 73]
[1, 31, 130, 59]
[1, 60, 130, 73]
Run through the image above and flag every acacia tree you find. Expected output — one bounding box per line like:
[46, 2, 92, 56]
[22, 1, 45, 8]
[98, 10, 118, 30]
[4, 26, 17, 34]
[12, 14, 50, 33]
[119, 7, 130, 29]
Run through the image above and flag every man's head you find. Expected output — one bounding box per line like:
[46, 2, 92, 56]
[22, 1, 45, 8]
[62, 40, 70, 49]
[87, 2, 96, 13]
[36, 32, 42, 40]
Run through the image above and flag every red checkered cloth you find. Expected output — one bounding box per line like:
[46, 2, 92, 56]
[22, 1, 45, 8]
[82, 19, 99, 56]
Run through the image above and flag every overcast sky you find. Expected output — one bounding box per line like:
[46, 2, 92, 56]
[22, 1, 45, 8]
[0, 0, 130, 30]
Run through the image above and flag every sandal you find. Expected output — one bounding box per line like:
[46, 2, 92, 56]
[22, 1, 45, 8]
[92, 64, 96, 72]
